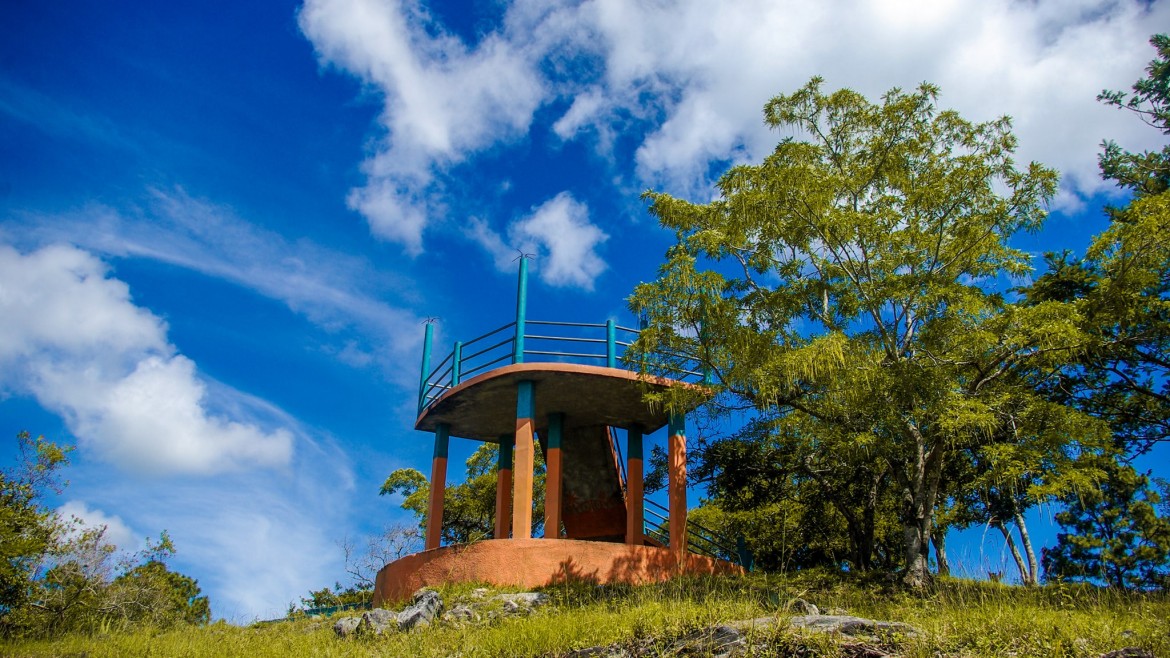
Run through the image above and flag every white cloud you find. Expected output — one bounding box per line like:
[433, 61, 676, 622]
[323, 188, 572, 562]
[305, 0, 1167, 260]
[299, 0, 546, 254]
[66, 429, 364, 621]
[466, 192, 608, 290]
[554, 0, 1168, 202]
[0, 242, 294, 475]
[16, 188, 425, 385]
[56, 501, 137, 551]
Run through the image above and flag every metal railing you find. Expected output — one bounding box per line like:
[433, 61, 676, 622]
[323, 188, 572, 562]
[643, 498, 752, 569]
[417, 319, 708, 415]
[605, 428, 750, 569]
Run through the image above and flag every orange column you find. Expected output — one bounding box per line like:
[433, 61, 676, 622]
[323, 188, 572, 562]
[494, 435, 513, 539]
[425, 423, 450, 550]
[668, 414, 687, 570]
[512, 380, 536, 539]
[544, 413, 564, 538]
[626, 427, 644, 545]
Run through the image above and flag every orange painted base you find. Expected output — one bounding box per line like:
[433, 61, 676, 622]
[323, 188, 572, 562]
[372, 539, 743, 606]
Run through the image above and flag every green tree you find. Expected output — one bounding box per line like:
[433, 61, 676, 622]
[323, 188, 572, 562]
[381, 442, 546, 543]
[1042, 459, 1170, 590]
[2, 432, 210, 637]
[629, 77, 1097, 587]
[680, 416, 902, 572]
[1097, 34, 1170, 197]
[0, 432, 70, 629]
[1029, 35, 1170, 460]
[1027, 34, 1170, 593]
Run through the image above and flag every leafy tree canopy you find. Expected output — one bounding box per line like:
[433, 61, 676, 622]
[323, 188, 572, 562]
[629, 77, 1101, 587]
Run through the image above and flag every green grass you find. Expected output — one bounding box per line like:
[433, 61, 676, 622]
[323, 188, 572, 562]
[4, 574, 1167, 657]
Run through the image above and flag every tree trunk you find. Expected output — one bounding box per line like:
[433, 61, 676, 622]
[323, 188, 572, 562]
[932, 529, 950, 577]
[1013, 510, 1038, 586]
[900, 423, 944, 590]
[994, 521, 1029, 584]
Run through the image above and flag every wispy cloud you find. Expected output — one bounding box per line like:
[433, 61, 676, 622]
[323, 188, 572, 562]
[466, 192, 608, 290]
[13, 187, 425, 384]
[299, 0, 546, 254]
[303, 0, 1167, 250]
[67, 429, 361, 621]
[0, 243, 294, 475]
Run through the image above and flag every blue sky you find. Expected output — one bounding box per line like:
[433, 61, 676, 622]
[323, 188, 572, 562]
[1, 0, 1167, 619]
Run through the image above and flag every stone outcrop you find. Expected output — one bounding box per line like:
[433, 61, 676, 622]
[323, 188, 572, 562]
[333, 587, 547, 638]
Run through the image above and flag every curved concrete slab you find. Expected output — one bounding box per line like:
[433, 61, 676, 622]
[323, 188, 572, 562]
[414, 363, 700, 441]
[372, 538, 743, 605]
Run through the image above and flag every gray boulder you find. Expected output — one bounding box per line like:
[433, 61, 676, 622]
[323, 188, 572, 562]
[786, 598, 819, 616]
[398, 588, 444, 631]
[332, 616, 360, 638]
[360, 607, 398, 635]
[669, 624, 745, 657]
[441, 604, 480, 624]
[789, 614, 919, 638]
[494, 591, 550, 615]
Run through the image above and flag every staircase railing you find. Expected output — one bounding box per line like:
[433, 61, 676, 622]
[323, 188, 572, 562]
[605, 428, 751, 569]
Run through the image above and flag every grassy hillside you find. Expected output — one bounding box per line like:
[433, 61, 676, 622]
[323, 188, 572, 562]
[4, 573, 1167, 657]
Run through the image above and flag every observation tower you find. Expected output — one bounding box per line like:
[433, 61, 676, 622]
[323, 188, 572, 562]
[373, 259, 746, 604]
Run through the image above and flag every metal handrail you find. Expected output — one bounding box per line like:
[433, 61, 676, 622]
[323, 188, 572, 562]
[644, 498, 740, 563]
[417, 317, 707, 414]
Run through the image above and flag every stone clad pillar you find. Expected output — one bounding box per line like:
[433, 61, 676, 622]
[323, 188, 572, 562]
[494, 434, 513, 539]
[625, 426, 644, 545]
[544, 413, 564, 538]
[425, 423, 451, 550]
[668, 414, 687, 569]
[512, 380, 536, 539]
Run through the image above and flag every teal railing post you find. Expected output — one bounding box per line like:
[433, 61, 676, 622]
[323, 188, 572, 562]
[700, 319, 714, 385]
[453, 341, 463, 386]
[513, 257, 528, 364]
[606, 319, 616, 368]
[736, 535, 755, 572]
[418, 322, 434, 412]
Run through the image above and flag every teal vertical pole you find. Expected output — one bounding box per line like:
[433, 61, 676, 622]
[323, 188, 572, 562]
[418, 322, 434, 412]
[513, 257, 528, 364]
[497, 435, 513, 470]
[700, 320, 714, 385]
[606, 319, 616, 368]
[453, 341, 463, 386]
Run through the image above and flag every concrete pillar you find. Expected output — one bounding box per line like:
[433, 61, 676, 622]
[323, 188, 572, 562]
[512, 380, 536, 539]
[668, 414, 687, 569]
[626, 427, 644, 545]
[544, 413, 564, 538]
[494, 435, 513, 539]
[425, 423, 450, 550]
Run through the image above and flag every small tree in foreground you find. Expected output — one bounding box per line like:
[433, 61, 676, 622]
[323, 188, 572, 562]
[1, 432, 209, 637]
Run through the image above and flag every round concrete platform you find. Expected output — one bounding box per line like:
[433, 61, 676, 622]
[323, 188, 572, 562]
[372, 538, 743, 605]
[415, 363, 702, 441]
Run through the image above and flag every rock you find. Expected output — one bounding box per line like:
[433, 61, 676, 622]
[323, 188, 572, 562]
[442, 604, 480, 624]
[332, 616, 360, 638]
[495, 592, 550, 608]
[471, 587, 491, 598]
[788, 614, 919, 639]
[360, 608, 398, 635]
[786, 598, 819, 616]
[397, 588, 444, 631]
[669, 625, 745, 657]
[1099, 650, 1155, 658]
[728, 617, 781, 632]
[494, 591, 549, 615]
